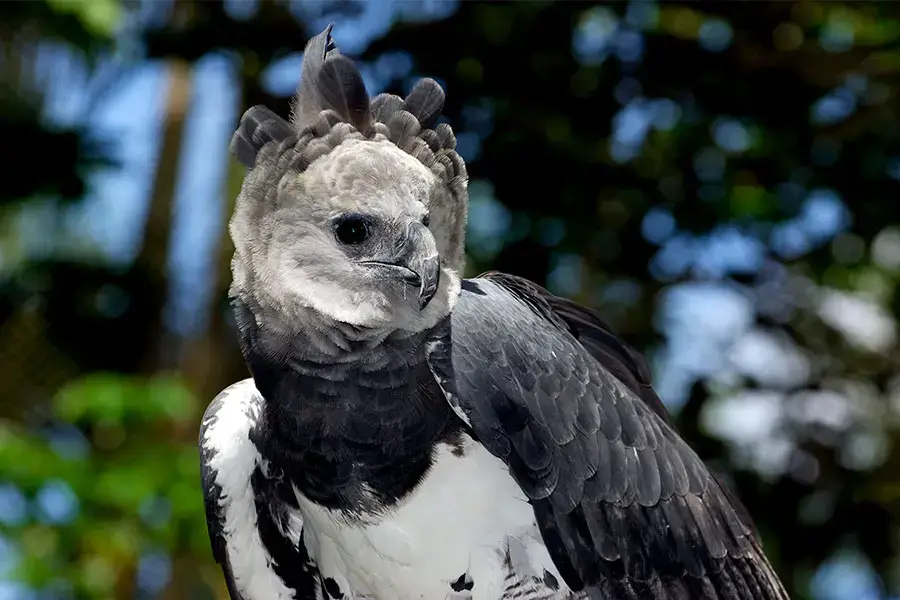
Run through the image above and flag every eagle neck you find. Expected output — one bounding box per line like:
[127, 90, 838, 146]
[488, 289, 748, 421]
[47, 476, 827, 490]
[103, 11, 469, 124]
[233, 298, 462, 513]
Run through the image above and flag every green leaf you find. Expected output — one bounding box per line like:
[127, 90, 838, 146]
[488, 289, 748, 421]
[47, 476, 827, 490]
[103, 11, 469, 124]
[54, 373, 196, 426]
[0, 424, 89, 489]
[729, 185, 769, 218]
[44, 0, 122, 38]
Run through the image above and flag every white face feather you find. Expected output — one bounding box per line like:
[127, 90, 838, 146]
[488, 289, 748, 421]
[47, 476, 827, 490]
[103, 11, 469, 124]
[231, 138, 462, 335]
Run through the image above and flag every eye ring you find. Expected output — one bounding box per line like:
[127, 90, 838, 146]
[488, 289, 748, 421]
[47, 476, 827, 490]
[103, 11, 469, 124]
[334, 215, 371, 245]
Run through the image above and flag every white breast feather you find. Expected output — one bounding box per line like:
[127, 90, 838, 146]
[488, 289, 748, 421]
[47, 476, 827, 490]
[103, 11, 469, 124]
[204, 379, 570, 600]
[295, 435, 569, 600]
[202, 379, 300, 600]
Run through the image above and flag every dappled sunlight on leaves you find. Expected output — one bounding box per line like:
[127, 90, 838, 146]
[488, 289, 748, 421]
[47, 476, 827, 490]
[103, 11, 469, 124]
[0, 372, 206, 597]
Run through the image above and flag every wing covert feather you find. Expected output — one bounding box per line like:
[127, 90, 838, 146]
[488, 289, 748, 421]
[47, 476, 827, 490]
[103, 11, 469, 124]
[199, 388, 250, 600]
[429, 274, 788, 599]
[199, 382, 319, 600]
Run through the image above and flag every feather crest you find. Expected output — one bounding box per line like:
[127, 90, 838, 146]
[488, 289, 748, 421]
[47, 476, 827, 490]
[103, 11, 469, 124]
[230, 106, 295, 168]
[403, 78, 445, 130]
[229, 23, 465, 200]
[291, 23, 370, 133]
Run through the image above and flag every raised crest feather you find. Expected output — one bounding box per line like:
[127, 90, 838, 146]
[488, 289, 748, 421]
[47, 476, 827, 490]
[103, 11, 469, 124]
[230, 105, 295, 168]
[403, 78, 445, 130]
[291, 23, 371, 133]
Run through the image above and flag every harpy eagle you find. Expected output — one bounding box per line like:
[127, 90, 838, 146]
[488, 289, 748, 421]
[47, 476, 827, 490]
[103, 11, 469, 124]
[199, 24, 789, 600]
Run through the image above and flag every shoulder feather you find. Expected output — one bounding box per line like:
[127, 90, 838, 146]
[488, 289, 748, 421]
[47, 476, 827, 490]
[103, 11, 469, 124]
[430, 276, 789, 599]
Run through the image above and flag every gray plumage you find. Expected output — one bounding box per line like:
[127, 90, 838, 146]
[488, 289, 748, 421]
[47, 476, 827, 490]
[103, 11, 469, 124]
[199, 24, 789, 600]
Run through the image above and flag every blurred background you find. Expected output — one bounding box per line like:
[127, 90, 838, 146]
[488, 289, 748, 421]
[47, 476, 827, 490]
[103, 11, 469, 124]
[1, 0, 899, 598]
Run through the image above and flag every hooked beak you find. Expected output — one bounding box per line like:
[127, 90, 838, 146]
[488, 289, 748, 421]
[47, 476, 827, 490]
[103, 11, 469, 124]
[361, 221, 441, 311]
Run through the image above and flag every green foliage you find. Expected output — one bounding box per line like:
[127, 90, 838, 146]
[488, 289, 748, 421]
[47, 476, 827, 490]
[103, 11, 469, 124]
[0, 373, 207, 598]
[55, 373, 195, 427]
[45, 0, 122, 39]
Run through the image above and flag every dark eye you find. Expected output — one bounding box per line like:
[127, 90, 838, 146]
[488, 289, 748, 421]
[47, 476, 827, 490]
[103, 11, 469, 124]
[335, 216, 370, 245]
[422, 213, 430, 227]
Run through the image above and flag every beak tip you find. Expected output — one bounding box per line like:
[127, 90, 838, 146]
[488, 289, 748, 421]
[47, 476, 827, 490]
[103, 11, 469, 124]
[418, 288, 436, 310]
[417, 256, 441, 311]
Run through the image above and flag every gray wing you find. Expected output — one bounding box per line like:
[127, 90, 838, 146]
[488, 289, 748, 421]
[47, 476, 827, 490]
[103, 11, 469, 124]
[199, 380, 320, 600]
[427, 273, 789, 600]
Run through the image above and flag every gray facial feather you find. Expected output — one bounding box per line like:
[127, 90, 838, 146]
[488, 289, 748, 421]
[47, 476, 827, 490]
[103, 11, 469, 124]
[231, 139, 459, 347]
[229, 24, 468, 352]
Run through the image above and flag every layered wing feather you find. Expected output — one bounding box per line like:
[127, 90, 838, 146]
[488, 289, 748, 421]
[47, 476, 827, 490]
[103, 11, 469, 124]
[199, 379, 320, 600]
[428, 273, 789, 600]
